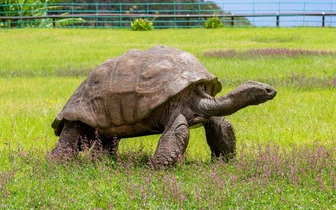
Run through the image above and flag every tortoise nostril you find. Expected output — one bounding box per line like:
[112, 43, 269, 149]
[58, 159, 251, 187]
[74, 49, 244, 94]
[265, 87, 277, 96]
[266, 87, 273, 94]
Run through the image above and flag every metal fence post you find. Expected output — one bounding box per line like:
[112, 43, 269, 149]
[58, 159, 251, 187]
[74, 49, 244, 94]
[46, 1, 48, 25]
[96, 2, 98, 27]
[20, 4, 22, 28]
[252, 2, 255, 26]
[278, 2, 281, 26]
[198, 2, 200, 27]
[53, 16, 56, 28]
[71, 2, 74, 28]
[146, 2, 149, 21]
[119, 2, 122, 28]
[51, 2, 56, 27]
[174, 2, 176, 28]
[322, 12, 325, 27]
[303, 2, 306, 26]
[276, 15, 279, 27]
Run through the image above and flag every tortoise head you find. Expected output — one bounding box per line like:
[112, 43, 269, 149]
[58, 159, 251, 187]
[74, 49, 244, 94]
[239, 80, 277, 105]
[198, 80, 277, 117]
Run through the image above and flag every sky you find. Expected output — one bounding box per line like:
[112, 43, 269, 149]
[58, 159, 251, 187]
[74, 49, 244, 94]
[208, 0, 336, 27]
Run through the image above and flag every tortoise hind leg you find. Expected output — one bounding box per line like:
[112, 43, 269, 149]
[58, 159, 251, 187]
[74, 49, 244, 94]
[204, 116, 236, 162]
[152, 114, 190, 168]
[101, 136, 120, 156]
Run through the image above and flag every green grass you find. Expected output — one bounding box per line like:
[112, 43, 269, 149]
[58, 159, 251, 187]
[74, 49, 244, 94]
[0, 28, 335, 208]
[1, 28, 336, 77]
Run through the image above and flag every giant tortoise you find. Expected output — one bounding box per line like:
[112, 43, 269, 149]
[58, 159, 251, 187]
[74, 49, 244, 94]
[51, 46, 277, 167]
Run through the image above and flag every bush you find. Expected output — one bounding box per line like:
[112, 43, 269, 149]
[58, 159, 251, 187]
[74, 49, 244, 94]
[204, 17, 223, 29]
[131, 18, 153, 31]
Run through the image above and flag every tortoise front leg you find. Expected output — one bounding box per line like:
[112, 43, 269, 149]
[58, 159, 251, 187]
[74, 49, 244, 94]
[50, 121, 94, 159]
[204, 116, 236, 162]
[152, 114, 190, 168]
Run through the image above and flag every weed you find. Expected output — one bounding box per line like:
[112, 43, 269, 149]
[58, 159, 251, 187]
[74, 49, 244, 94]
[131, 18, 153, 31]
[204, 17, 223, 29]
[204, 48, 336, 58]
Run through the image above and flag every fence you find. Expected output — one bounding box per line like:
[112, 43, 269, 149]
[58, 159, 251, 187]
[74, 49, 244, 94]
[0, 2, 335, 28]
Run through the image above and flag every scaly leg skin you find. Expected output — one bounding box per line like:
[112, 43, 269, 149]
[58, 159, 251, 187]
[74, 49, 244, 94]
[204, 116, 236, 162]
[152, 114, 190, 168]
[50, 121, 94, 160]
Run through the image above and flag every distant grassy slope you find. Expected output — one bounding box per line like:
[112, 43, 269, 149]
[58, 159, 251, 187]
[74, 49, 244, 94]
[1, 28, 336, 80]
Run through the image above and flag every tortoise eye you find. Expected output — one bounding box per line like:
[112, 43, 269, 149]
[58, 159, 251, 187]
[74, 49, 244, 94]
[200, 84, 207, 94]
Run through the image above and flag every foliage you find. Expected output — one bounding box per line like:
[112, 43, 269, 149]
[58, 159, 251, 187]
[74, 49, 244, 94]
[0, 0, 85, 28]
[204, 16, 223, 29]
[131, 18, 153, 31]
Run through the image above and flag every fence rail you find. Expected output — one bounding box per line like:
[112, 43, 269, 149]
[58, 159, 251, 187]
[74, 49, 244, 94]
[0, 2, 335, 28]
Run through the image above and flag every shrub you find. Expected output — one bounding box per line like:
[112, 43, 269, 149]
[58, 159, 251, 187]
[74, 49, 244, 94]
[131, 18, 153, 31]
[204, 17, 223, 29]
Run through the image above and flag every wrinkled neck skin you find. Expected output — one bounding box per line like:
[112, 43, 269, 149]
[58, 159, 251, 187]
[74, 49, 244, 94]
[197, 86, 252, 117]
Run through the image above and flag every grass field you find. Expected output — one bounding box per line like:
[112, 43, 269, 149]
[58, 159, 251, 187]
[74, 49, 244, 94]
[0, 28, 335, 209]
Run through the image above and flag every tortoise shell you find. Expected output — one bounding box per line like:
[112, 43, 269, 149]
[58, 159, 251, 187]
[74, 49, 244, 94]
[52, 46, 222, 136]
